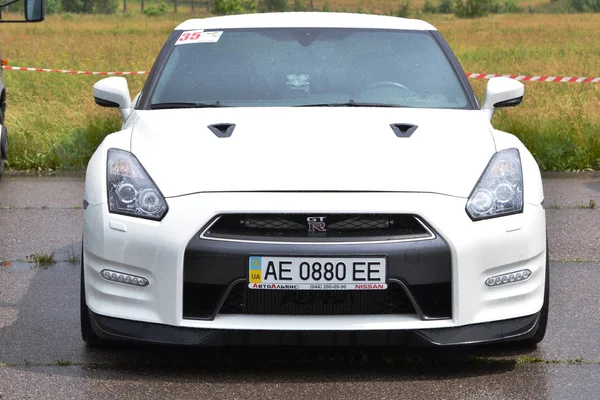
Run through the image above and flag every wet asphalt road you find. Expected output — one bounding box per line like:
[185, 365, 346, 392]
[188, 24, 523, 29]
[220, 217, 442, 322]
[0, 172, 599, 399]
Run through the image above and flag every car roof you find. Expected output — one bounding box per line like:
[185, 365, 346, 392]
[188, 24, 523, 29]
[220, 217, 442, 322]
[175, 12, 436, 31]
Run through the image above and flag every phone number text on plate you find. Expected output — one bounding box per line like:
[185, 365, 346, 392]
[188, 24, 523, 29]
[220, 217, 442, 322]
[248, 283, 387, 290]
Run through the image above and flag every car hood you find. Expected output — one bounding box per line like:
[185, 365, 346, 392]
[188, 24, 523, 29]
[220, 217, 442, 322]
[130, 108, 496, 198]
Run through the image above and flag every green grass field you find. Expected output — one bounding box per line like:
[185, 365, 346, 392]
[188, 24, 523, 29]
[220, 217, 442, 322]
[1, 12, 599, 171]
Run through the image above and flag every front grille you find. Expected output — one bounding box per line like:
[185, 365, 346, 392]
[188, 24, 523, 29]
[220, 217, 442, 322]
[244, 216, 305, 230]
[219, 282, 417, 316]
[202, 214, 433, 242]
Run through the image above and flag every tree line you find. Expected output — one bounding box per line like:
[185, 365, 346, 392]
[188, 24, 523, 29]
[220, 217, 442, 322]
[7, 0, 600, 17]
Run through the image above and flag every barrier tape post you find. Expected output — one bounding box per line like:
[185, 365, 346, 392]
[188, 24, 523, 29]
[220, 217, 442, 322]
[2, 65, 600, 83]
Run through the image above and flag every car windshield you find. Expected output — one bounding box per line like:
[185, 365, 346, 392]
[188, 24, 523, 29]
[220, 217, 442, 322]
[150, 28, 470, 109]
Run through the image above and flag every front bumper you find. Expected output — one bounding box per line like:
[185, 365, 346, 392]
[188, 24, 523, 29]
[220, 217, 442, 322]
[88, 309, 541, 346]
[183, 224, 452, 321]
[83, 191, 546, 334]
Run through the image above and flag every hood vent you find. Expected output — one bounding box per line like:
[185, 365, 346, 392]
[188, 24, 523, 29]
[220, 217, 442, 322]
[391, 123, 418, 138]
[208, 123, 236, 138]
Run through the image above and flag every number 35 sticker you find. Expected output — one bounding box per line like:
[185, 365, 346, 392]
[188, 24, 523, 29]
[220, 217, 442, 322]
[176, 30, 223, 45]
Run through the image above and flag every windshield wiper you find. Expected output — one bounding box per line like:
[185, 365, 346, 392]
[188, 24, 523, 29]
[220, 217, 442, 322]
[150, 101, 230, 110]
[295, 100, 410, 108]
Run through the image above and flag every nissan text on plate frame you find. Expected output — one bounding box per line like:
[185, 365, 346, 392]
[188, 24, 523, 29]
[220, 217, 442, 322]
[82, 12, 548, 347]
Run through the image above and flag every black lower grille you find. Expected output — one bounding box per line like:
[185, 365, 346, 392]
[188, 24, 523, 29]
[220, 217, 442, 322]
[219, 282, 417, 316]
[183, 283, 227, 319]
[410, 283, 452, 319]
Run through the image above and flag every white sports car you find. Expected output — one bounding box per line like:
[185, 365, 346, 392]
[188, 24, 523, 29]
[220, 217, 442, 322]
[82, 12, 548, 347]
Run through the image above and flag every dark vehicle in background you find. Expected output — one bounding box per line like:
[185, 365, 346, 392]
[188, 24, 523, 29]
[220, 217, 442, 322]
[0, 0, 45, 178]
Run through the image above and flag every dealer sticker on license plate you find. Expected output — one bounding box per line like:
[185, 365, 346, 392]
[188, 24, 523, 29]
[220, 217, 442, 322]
[248, 256, 387, 290]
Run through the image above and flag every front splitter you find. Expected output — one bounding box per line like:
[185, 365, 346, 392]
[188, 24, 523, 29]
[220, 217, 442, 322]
[89, 311, 540, 347]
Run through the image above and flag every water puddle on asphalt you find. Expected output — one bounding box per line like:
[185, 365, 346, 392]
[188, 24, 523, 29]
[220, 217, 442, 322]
[583, 181, 600, 192]
[1, 260, 76, 271]
[1, 260, 29, 269]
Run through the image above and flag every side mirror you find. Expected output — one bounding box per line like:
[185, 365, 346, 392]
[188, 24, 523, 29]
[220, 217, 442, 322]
[0, 0, 46, 22]
[24, 0, 45, 21]
[481, 77, 524, 121]
[93, 77, 133, 121]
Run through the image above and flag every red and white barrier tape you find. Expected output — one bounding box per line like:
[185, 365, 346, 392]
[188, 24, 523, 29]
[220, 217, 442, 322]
[465, 73, 600, 83]
[2, 65, 600, 82]
[2, 66, 149, 75]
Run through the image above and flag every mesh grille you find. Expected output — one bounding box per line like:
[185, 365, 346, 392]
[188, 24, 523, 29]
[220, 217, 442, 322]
[327, 216, 390, 230]
[203, 214, 432, 242]
[244, 217, 306, 230]
[219, 284, 246, 314]
[219, 282, 416, 316]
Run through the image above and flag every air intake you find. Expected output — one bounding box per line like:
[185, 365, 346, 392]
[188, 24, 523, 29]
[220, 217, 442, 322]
[391, 123, 418, 138]
[208, 123, 235, 138]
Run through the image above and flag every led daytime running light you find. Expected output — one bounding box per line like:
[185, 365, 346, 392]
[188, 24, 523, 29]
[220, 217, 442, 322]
[101, 269, 149, 286]
[485, 269, 532, 287]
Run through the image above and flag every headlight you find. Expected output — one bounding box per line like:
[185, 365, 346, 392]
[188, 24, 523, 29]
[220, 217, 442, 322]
[466, 148, 523, 220]
[106, 148, 168, 221]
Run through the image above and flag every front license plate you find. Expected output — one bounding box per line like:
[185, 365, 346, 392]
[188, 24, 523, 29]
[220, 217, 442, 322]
[248, 256, 387, 290]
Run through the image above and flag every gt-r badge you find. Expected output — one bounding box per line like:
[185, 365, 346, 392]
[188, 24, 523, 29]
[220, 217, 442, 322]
[307, 216, 326, 232]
